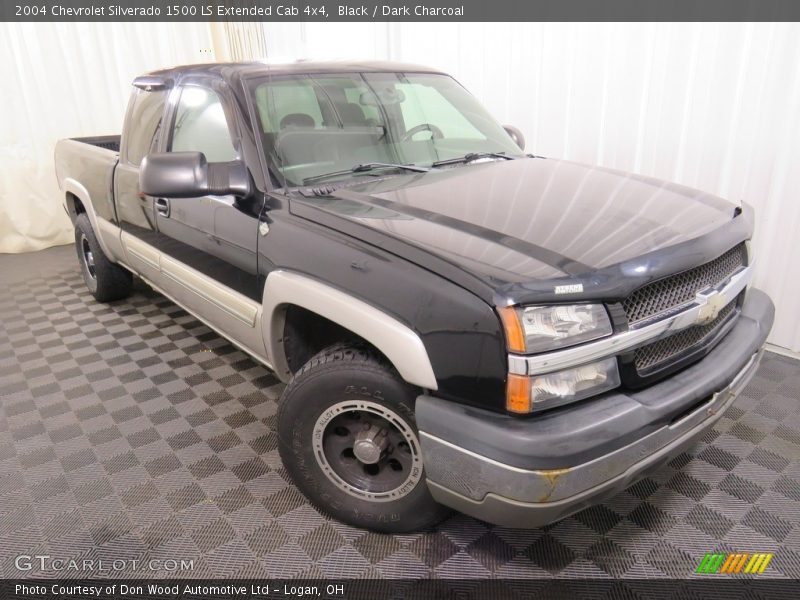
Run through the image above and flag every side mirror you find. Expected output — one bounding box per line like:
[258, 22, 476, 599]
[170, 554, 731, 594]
[139, 152, 251, 198]
[503, 125, 525, 151]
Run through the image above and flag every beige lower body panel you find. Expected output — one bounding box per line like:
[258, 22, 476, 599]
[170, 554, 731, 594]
[136, 272, 270, 369]
[120, 231, 161, 281]
[94, 223, 436, 392]
[95, 217, 126, 263]
[161, 256, 258, 327]
[116, 229, 269, 367]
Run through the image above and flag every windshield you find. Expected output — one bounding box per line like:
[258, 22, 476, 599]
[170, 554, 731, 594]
[251, 72, 522, 187]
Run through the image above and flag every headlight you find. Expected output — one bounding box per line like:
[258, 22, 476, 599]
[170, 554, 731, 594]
[507, 357, 620, 414]
[499, 304, 613, 353]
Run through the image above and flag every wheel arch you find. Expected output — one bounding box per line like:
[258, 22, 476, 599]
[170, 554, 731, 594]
[62, 177, 118, 261]
[262, 270, 438, 391]
[65, 191, 86, 219]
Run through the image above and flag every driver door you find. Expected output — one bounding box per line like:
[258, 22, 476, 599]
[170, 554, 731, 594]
[153, 81, 264, 344]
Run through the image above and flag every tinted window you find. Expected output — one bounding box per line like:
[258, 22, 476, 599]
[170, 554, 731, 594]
[255, 79, 324, 132]
[396, 82, 484, 140]
[251, 72, 520, 186]
[171, 87, 237, 162]
[125, 88, 166, 166]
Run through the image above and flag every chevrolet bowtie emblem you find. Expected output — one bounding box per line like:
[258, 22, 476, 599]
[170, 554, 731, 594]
[695, 290, 727, 325]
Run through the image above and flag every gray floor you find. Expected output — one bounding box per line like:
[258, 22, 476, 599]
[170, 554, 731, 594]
[1, 244, 799, 580]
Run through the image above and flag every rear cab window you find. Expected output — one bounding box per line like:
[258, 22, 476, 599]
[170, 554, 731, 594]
[124, 88, 167, 166]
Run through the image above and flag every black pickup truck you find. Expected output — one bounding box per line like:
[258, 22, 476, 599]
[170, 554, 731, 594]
[55, 60, 774, 532]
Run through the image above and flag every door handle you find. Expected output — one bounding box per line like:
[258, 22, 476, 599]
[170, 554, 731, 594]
[155, 198, 170, 217]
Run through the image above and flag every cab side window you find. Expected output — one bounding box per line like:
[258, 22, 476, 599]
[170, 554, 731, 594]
[125, 88, 167, 166]
[171, 87, 238, 162]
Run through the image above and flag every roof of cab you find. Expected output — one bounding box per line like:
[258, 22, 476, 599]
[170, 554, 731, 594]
[143, 59, 446, 81]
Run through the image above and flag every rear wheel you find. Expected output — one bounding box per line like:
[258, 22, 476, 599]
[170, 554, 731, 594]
[277, 344, 450, 532]
[74, 213, 132, 302]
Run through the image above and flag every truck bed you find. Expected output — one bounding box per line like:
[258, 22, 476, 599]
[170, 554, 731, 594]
[55, 136, 121, 224]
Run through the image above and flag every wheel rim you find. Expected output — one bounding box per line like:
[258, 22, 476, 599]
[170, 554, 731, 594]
[312, 400, 423, 502]
[80, 235, 96, 279]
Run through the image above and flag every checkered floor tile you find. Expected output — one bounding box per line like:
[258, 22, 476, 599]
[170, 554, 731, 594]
[1, 245, 799, 580]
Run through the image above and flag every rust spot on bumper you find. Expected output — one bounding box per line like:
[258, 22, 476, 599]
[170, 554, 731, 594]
[535, 467, 571, 502]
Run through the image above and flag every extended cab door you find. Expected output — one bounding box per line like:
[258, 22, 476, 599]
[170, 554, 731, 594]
[152, 80, 265, 349]
[116, 85, 168, 283]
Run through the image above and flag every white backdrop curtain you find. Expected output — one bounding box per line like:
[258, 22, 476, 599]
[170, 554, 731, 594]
[0, 22, 215, 254]
[210, 21, 268, 61]
[262, 22, 800, 352]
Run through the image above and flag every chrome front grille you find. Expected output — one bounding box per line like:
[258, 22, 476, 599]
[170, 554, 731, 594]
[623, 243, 747, 325]
[633, 300, 737, 373]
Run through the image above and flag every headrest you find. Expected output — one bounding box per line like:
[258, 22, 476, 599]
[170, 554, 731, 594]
[280, 113, 315, 129]
[338, 103, 368, 126]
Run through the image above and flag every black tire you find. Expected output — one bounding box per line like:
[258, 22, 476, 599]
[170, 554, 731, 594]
[74, 213, 132, 302]
[277, 344, 450, 532]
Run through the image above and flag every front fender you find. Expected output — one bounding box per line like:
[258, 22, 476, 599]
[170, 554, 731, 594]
[261, 270, 438, 390]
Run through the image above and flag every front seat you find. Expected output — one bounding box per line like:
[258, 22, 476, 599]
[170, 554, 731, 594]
[337, 103, 370, 126]
[280, 113, 315, 129]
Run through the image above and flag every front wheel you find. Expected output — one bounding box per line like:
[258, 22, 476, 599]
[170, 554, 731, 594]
[277, 344, 450, 532]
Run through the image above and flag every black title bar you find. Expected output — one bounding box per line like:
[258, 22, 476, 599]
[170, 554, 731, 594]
[2, 578, 799, 599]
[4, 0, 800, 22]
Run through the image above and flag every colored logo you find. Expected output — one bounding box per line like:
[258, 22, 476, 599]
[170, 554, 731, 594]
[696, 552, 774, 574]
[694, 290, 727, 325]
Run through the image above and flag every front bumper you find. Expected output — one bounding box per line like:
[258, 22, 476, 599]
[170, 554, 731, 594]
[417, 288, 774, 528]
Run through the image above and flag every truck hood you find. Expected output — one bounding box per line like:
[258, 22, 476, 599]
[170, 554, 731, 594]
[290, 158, 752, 305]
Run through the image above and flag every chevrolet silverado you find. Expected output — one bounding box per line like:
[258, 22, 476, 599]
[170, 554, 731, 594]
[54, 61, 774, 532]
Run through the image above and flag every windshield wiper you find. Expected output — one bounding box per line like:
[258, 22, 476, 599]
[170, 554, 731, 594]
[303, 162, 429, 185]
[431, 152, 518, 168]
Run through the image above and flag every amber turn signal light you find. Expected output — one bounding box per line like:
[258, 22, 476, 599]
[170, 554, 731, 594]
[498, 306, 525, 353]
[506, 373, 531, 414]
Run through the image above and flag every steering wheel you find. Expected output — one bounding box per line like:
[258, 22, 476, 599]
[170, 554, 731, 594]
[400, 123, 444, 142]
